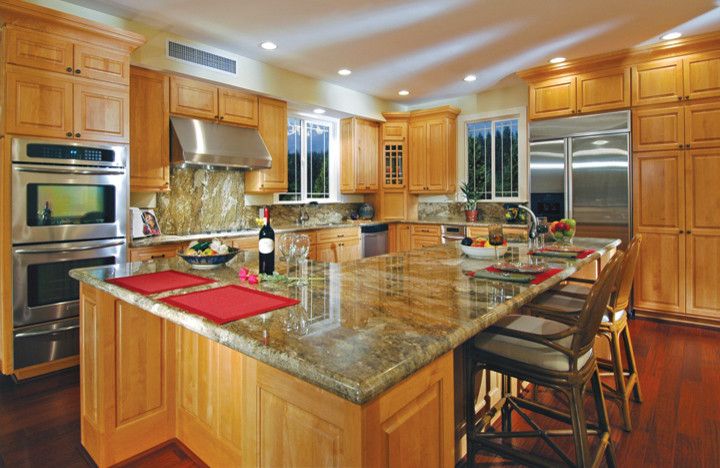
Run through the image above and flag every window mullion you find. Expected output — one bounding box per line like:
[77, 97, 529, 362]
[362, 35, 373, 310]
[301, 120, 308, 202]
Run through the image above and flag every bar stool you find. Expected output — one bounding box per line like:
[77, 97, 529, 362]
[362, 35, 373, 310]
[465, 252, 624, 467]
[526, 235, 643, 431]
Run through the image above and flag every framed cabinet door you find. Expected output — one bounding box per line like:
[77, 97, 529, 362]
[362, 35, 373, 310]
[74, 82, 129, 142]
[426, 118, 448, 192]
[5, 68, 74, 139]
[74, 44, 130, 85]
[5, 26, 74, 75]
[246, 97, 288, 193]
[360, 121, 379, 191]
[683, 50, 720, 101]
[170, 76, 218, 120]
[631, 57, 684, 106]
[528, 76, 576, 119]
[576, 68, 630, 114]
[684, 101, 720, 149]
[408, 122, 427, 192]
[632, 105, 684, 152]
[219, 88, 258, 126]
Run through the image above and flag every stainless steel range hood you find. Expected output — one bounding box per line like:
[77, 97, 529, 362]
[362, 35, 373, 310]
[170, 116, 272, 170]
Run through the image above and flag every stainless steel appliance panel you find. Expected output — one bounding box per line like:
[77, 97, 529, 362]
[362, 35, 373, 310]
[13, 239, 125, 327]
[11, 137, 127, 168]
[441, 225, 467, 243]
[529, 139, 566, 221]
[361, 224, 388, 258]
[13, 317, 79, 369]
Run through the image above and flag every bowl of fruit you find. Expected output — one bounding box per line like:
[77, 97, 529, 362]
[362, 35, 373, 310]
[460, 237, 509, 259]
[178, 239, 239, 270]
[549, 218, 576, 245]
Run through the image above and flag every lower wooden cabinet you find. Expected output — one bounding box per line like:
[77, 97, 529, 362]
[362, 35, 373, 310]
[395, 224, 412, 253]
[316, 238, 360, 263]
[128, 244, 181, 262]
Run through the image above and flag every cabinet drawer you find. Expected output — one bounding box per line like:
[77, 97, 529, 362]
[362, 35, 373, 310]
[411, 235, 441, 250]
[411, 224, 441, 237]
[467, 227, 488, 238]
[228, 236, 257, 250]
[128, 244, 182, 262]
[316, 227, 359, 243]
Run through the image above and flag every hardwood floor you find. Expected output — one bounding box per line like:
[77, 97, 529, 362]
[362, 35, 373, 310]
[0, 318, 717, 467]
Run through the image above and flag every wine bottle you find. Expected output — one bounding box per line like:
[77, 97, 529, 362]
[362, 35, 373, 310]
[258, 207, 275, 275]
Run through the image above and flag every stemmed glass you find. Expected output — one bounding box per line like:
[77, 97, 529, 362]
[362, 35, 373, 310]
[536, 217, 549, 251]
[291, 234, 311, 263]
[278, 234, 295, 273]
[488, 224, 505, 261]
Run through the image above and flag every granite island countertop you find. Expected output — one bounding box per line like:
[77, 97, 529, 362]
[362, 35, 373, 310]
[71, 237, 618, 404]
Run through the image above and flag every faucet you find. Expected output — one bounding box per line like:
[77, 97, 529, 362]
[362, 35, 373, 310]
[297, 206, 310, 225]
[508, 204, 538, 240]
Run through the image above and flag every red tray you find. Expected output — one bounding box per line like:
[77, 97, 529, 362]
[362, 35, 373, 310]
[106, 270, 215, 295]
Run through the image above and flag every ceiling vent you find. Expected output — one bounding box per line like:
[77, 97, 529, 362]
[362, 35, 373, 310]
[167, 40, 237, 75]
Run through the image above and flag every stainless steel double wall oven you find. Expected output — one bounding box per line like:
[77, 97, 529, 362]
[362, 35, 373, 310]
[11, 138, 128, 369]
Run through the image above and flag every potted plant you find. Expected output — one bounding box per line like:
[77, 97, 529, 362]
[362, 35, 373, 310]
[460, 182, 479, 222]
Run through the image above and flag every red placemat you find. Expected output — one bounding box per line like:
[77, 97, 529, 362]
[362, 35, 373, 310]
[531, 248, 596, 259]
[160, 285, 300, 324]
[106, 270, 215, 295]
[485, 266, 564, 285]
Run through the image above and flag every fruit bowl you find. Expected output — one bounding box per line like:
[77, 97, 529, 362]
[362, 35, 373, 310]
[177, 249, 239, 270]
[460, 244, 509, 259]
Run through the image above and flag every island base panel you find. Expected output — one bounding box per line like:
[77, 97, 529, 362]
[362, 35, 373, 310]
[79, 285, 455, 467]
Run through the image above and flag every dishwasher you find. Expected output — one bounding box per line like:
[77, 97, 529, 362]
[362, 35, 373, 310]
[361, 224, 388, 257]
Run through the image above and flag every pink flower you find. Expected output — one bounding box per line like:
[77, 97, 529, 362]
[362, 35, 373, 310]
[238, 267, 250, 279]
[247, 274, 259, 285]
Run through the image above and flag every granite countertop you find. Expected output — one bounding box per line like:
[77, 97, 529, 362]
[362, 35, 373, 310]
[130, 219, 527, 247]
[73, 238, 619, 404]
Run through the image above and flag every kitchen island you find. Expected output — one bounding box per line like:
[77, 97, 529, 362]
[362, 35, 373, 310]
[71, 238, 619, 467]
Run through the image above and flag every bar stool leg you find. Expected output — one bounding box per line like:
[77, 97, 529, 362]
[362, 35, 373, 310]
[464, 351, 478, 467]
[590, 366, 617, 468]
[568, 385, 592, 467]
[608, 327, 632, 432]
[621, 324, 643, 403]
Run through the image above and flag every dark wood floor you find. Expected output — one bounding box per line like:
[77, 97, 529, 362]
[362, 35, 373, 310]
[0, 318, 718, 467]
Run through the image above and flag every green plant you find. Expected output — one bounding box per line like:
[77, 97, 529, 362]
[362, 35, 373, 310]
[460, 182, 478, 211]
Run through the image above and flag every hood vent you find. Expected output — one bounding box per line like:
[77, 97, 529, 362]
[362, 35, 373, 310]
[167, 40, 237, 75]
[170, 116, 272, 170]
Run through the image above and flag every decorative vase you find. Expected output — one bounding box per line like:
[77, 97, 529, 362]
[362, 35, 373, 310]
[464, 209, 479, 222]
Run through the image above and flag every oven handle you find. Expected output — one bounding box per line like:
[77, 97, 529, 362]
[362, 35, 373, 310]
[14, 240, 125, 254]
[15, 324, 80, 338]
[13, 164, 125, 176]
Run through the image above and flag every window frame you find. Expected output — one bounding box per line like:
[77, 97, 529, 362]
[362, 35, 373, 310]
[457, 106, 528, 203]
[275, 113, 340, 205]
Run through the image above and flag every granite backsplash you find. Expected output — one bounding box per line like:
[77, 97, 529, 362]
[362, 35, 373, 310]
[153, 167, 362, 234]
[417, 202, 507, 223]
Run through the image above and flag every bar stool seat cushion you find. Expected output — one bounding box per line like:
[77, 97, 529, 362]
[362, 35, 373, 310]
[531, 293, 626, 323]
[475, 314, 592, 372]
[553, 282, 592, 297]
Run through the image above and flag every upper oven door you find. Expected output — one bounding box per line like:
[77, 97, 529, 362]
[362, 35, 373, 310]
[12, 138, 127, 168]
[12, 163, 128, 244]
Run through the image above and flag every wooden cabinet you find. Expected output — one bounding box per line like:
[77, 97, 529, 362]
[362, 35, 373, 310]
[245, 97, 288, 193]
[380, 190, 408, 221]
[128, 244, 182, 262]
[683, 50, 720, 101]
[340, 117, 379, 193]
[410, 224, 441, 250]
[396, 224, 412, 252]
[169, 76, 258, 126]
[528, 76, 576, 119]
[576, 68, 630, 114]
[73, 81, 129, 143]
[684, 101, 720, 149]
[130, 67, 169, 192]
[5, 25, 130, 85]
[315, 227, 361, 263]
[632, 105, 684, 152]
[382, 140, 406, 188]
[632, 57, 684, 106]
[408, 108, 458, 194]
[382, 121, 407, 140]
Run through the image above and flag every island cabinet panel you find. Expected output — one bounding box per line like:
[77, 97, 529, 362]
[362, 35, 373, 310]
[632, 105, 684, 152]
[684, 101, 720, 149]
[576, 68, 630, 114]
[528, 75, 576, 119]
[683, 50, 720, 101]
[631, 57, 684, 106]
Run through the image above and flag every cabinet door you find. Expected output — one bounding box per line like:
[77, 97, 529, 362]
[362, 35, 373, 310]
[408, 122, 427, 192]
[684, 102, 720, 149]
[74, 82, 129, 143]
[685, 149, 720, 318]
[315, 242, 337, 263]
[5, 26, 74, 75]
[360, 121, 379, 191]
[633, 151, 685, 314]
[382, 121, 407, 140]
[169, 76, 218, 120]
[340, 119, 357, 193]
[576, 68, 630, 114]
[245, 97, 288, 193]
[381, 191, 406, 221]
[683, 50, 720, 101]
[528, 76, 576, 119]
[397, 224, 412, 252]
[73, 44, 130, 85]
[130, 67, 169, 192]
[336, 239, 361, 262]
[426, 118, 448, 192]
[5, 68, 74, 139]
[219, 88, 258, 126]
[632, 105, 684, 152]
[631, 57, 684, 106]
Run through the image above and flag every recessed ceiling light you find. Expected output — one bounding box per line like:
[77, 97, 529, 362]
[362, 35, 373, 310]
[259, 41, 277, 50]
[593, 139, 609, 146]
[398, 90, 410, 96]
[661, 32, 682, 41]
[313, 108, 326, 114]
[464, 74, 477, 82]
[337, 68, 352, 76]
[549, 57, 566, 64]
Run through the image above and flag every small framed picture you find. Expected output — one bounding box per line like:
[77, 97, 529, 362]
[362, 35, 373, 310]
[141, 209, 161, 237]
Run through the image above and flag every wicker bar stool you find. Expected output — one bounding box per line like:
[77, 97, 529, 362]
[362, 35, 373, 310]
[526, 236, 643, 431]
[465, 252, 624, 467]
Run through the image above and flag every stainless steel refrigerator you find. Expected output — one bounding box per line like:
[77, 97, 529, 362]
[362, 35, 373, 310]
[529, 110, 631, 248]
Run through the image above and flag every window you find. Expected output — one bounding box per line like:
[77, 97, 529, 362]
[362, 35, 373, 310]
[278, 116, 338, 203]
[460, 108, 527, 202]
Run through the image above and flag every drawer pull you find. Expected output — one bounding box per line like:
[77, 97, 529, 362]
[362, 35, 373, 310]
[150, 254, 166, 259]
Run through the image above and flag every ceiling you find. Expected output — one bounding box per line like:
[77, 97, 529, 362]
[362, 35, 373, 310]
[67, 0, 720, 104]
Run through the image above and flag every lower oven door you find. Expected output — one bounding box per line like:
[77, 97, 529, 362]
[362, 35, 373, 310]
[13, 317, 80, 369]
[12, 239, 126, 327]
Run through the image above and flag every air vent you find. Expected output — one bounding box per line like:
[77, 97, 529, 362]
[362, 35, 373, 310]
[167, 41, 237, 75]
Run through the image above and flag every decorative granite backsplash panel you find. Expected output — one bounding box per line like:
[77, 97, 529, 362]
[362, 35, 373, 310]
[418, 202, 507, 223]
[154, 167, 362, 234]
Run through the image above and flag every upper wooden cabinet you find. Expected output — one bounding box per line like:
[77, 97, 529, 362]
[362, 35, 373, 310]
[631, 57, 684, 106]
[684, 101, 720, 149]
[632, 105, 684, 152]
[408, 107, 458, 194]
[528, 76, 576, 119]
[340, 117, 379, 193]
[73, 81, 129, 143]
[130, 67, 170, 192]
[245, 97, 289, 193]
[576, 68, 630, 114]
[5, 26, 130, 85]
[382, 121, 407, 141]
[169, 76, 258, 126]
[684, 50, 720, 101]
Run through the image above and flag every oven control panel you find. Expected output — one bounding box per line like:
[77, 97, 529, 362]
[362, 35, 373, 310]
[26, 144, 115, 163]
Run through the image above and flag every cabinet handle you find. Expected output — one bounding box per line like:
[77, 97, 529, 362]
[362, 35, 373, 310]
[66, 66, 73, 73]
[337, 234, 345, 238]
[219, 116, 224, 120]
[685, 144, 691, 149]
[678, 144, 684, 149]
[66, 132, 73, 138]
[685, 96, 690, 100]
[679, 230, 684, 234]
[150, 254, 166, 259]
[75, 133, 81, 138]
[678, 96, 683, 101]
[687, 230, 692, 234]
[74, 68, 81, 74]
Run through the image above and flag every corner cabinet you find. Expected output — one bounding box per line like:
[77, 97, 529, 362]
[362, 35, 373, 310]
[130, 67, 170, 192]
[408, 107, 459, 194]
[340, 117, 379, 193]
[245, 97, 288, 193]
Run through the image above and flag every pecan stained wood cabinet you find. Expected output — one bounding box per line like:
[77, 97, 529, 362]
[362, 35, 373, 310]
[633, 52, 720, 106]
[245, 97, 289, 193]
[340, 117, 380, 193]
[170, 75, 258, 126]
[408, 107, 459, 194]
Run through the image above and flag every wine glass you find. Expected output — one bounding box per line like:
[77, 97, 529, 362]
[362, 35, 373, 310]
[536, 217, 549, 250]
[488, 224, 505, 261]
[278, 234, 294, 273]
[291, 234, 311, 263]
